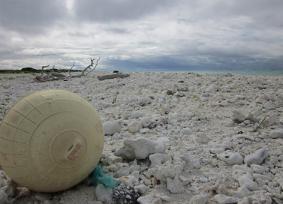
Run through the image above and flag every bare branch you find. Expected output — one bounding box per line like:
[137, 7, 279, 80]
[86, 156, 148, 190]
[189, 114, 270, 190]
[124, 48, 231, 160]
[34, 57, 100, 82]
[85, 57, 100, 75]
[41, 65, 50, 76]
[68, 63, 75, 77]
[80, 57, 100, 76]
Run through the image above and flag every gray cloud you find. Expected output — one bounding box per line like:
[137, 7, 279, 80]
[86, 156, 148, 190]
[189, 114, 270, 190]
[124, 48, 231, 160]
[0, 0, 282, 72]
[73, 0, 172, 22]
[212, 0, 283, 27]
[0, 0, 67, 32]
[103, 27, 130, 34]
[176, 0, 283, 28]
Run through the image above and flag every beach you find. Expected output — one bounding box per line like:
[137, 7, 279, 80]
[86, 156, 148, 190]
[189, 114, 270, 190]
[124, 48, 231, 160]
[0, 72, 283, 204]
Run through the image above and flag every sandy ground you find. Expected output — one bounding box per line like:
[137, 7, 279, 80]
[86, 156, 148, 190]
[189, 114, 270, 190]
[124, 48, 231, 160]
[0, 72, 283, 204]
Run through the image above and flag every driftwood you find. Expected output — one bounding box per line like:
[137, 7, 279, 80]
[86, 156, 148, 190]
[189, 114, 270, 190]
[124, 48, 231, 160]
[41, 65, 50, 76]
[68, 63, 75, 78]
[34, 58, 100, 82]
[34, 65, 65, 82]
[34, 75, 67, 82]
[34, 65, 69, 82]
[97, 73, 130, 81]
[80, 57, 100, 77]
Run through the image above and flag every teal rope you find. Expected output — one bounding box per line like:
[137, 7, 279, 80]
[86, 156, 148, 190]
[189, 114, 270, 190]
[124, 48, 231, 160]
[90, 165, 120, 188]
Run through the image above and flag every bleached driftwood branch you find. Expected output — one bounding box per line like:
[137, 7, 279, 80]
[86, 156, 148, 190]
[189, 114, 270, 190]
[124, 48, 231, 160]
[68, 63, 75, 78]
[97, 73, 130, 81]
[80, 57, 100, 76]
[34, 58, 101, 82]
[41, 65, 50, 76]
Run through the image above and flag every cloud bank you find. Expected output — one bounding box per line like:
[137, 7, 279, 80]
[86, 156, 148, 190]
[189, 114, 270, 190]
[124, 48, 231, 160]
[0, 0, 282, 71]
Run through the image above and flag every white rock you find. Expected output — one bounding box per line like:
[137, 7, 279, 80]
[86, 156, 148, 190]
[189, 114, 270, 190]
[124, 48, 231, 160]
[213, 194, 238, 204]
[232, 165, 252, 179]
[189, 194, 208, 204]
[278, 179, 283, 191]
[0, 171, 9, 187]
[150, 162, 184, 183]
[181, 128, 193, 136]
[276, 174, 283, 190]
[179, 175, 191, 185]
[129, 111, 144, 119]
[234, 186, 252, 198]
[128, 162, 140, 173]
[121, 175, 139, 186]
[250, 164, 268, 174]
[114, 144, 135, 160]
[263, 114, 280, 126]
[253, 173, 272, 186]
[238, 197, 250, 204]
[217, 151, 243, 165]
[140, 128, 150, 134]
[35, 193, 52, 202]
[0, 190, 8, 204]
[246, 111, 261, 123]
[116, 137, 168, 160]
[238, 173, 258, 191]
[209, 145, 226, 154]
[101, 154, 122, 166]
[194, 134, 210, 144]
[155, 193, 172, 202]
[141, 117, 152, 128]
[270, 129, 283, 139]
[181, 153, 201, 169]
[95, 184, 113, 204]
[154, 137, 169, 153]
[128, 121, 142, 133]
[0, 171, 13, 204]
[137, 194, 162, 204]
[206, 84, 217, 93]
[115, 166, 130, 177]
[149, 153, 170, 167]
[127, 138, 166, 159]
[134, 184, 149, 194]
[166, 176, 185, 194]
[232, 110, 246, 123]
[103, 120, 121, 135]
[244, 147, 268, 165]
[250, 192, 272, 204]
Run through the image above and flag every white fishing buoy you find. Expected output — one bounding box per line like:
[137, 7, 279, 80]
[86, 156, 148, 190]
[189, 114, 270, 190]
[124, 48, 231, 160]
[0, 90, 104, 192]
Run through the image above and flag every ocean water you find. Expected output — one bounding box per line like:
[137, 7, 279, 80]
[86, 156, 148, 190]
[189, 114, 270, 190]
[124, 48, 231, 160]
[106, 67, 283, 76]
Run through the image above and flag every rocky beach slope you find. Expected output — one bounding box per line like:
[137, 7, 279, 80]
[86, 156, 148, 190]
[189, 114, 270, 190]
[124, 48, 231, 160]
[0, 72, 283, 204]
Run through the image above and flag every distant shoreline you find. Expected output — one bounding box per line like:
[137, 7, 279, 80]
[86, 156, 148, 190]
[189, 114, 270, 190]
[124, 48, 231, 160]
[100, 68, 283, 76]
[0, 68, 282, 76]
[0, 68, 81, 74]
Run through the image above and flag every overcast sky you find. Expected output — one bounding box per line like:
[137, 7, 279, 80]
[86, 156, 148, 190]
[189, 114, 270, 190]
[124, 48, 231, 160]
[0, 0, 283, 71]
